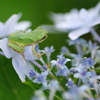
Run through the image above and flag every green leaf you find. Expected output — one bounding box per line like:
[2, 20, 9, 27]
[0, 56, 33, 100]
[23, 81, 41, 90]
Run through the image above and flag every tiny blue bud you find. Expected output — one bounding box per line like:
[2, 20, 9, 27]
[29, 70, 36, 78]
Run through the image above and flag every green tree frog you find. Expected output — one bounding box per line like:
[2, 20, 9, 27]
[8, 27, 48, 58]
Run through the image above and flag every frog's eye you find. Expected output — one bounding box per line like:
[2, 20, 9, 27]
[41, 35, 48, 40]
[37, 34, 48, 43]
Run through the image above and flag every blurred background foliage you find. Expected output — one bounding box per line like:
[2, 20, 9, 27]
[0, 0, 100, 100]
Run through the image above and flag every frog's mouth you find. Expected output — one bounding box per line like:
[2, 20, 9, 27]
[36, 34, 48, 43]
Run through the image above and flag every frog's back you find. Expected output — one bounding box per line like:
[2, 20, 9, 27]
[8, 27, 48, 46]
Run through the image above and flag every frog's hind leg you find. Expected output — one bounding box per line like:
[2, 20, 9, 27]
[8, 42, 25, 59]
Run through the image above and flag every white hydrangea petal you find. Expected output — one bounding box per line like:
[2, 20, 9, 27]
[96, 75, 100, 79]
[14, 53, 26, 66]
[51, 60, 57, 64]
[48, 10, 83, 32]
[0, 22, 7, 38]
[26, 29, 32, 32]
[89, 17, 100, 27]
[55, 20, 83, 32]
[52, 10, 83, 32]
[33, 78, 38, 83]
[86, 72, 92, 77]
[79, 85, 89, 91]
[50, 60, 57, 67]
[15, 21, 32, 31]
[82, 77, 89, 84]
[42, 81, 47, 87]
[23, 61, 34, 78]
[88, 2, 100, 18]
[42, 70, 49, 77]
[0, 38, 13, 58]
[5, 14, 19, 34]
[12, 57, 34, 82]
[79, 8, 92, 22]
[66, 59, 71, 62]
[68, 27, 90, 40]
[24, 46, 37, 61]
[48, 80, 59, 90]
[12, 57, 25, 82]
[74, 73, 81, 78]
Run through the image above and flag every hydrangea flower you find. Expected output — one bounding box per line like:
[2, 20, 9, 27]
[70, 54, 82, 66]
[51, 55, 70, 69]
[74, 68, 92, 84]
[87, 41, 99, 59]
[44, 46, 55, 62]
[56, 67, 69, 76]
[41, 2, 100, 41]
[29, 70, 37, 78]
[0, 38, 35, 81]
[60, 46, 70, 56]
[41, 9, 79, 32]
[48, 80, 59, 90]
[24, 46, 37, 61]
[68, 2, 100, 40]
[48, 80, 60, 100]
[33, 71, 49, 87]
[63, 85, 90, 100]
[66, 78, 76, 88]
[68, 38, 87, 46]
[81, 57, 94, 69]
[68, 38, 89, 55]
[51, 55, 70, 77]
[0, 13, 32, 38]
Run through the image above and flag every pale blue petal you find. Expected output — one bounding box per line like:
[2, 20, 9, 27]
[51, 60, 57, 65]
[15, 21, 32, 30]
[24, 46, 37, 61]
[79, 8, 92, 22]
[48, 80, 59, 90]
[79, 85, 89, 91]
[88, 2, 100, 19]
[33, 78, 38, 83]
[86, 72, 92, 77]
[96, 75, 100, 79]
[82, 77, 89, 84]
[66, 59, 71, 62]
[74, 73, 81, 78]
[42, 70, 49, 77]
[0, 38, 13, 58]
[12, 57, 34, 82]
[68, 27, 90, 40]
[89, 17, 100, 27]
[12, 57, 25, 82]
[13, 53, 26, 67]
[55, 19, 83, 32]
[22, 61, 34, 79]
[42, 81, 47, 87]
[0, 22, 7, 38]
[5, 14, 19, 34]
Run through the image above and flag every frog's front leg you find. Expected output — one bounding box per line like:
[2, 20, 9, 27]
[8, 42, 25, 59]
[32, 44, 44, 58]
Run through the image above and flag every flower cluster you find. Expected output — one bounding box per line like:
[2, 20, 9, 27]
[0, 2, 100, 100]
